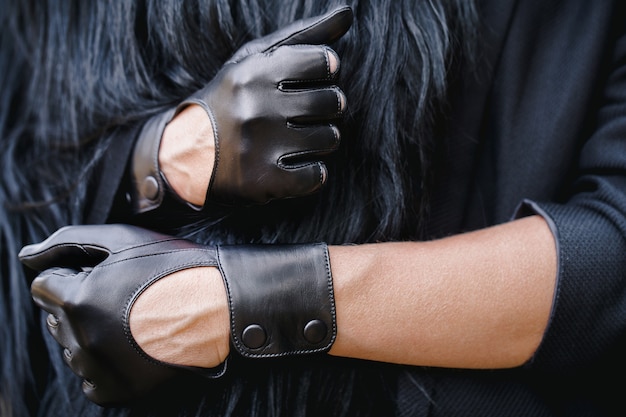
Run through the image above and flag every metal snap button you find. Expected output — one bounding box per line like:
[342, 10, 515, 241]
[242, 324, 267, 349]
[141, 176, 159, 200]
[303, 319, 327, 344]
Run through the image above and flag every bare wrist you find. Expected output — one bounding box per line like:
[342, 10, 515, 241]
[129, 266, 230, 369]
[159, 104, 215, 207]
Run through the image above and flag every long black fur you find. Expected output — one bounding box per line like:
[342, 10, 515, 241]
[0, 1, 477, 416]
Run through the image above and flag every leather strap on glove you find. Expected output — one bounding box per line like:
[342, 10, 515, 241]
[218, 244, 335, 358]
[131, 6, 353, 213]
[19, 224, 336, 406]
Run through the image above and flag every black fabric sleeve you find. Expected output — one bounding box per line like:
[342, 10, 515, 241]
[83, 124, 141, 225]
[518, 25, 626, 373]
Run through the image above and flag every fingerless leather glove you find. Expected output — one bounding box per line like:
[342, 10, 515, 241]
[131, 6, 352, 213]
[19, 224, 336, 406]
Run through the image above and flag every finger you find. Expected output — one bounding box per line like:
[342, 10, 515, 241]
[281, 125, 341, 160]
[283, 87, 346, 123]
[327, 49, 340, 75]
[44, 312, 67, 348]
[63, 346, 98, 382]
[277, 161, 329, 198]
[228, 6, 353, 63]
[62, 346, 73, 367]
[19, 224, 171, 271]
[33, 268, 85, 351]
[83, 378, 131, 408]
[39, 310, 73, 356]
[31, 267, 82, 313]
[270, 44, 340, 83]
[20, 226, 110, 271]
[82, 370, 137, 407]
[70, 357, 122, 407]
[53, 339, 126, 406]
[82, 379, 103, 405]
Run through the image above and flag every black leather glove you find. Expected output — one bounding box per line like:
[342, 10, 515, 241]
[19, 224, 336, 406]
[132, 6, 353, 213]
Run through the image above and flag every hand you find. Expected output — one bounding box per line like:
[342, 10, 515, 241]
[19, 225, 228, 405]
[131, 6, 353, 212]
[20, 224, 336, 405]
[173, 42, 346, 206]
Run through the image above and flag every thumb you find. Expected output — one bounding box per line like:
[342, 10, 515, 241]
[18, 224, 172, 272]
[228, 5, 353, 64]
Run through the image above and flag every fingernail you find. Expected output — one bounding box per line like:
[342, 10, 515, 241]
[337, 89, 346, 112]
[83, 379, 96, 390]
[326, 48, 340, 75]
[46, 314, 59, 328]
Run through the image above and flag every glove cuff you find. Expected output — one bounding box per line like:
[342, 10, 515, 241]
[217, 243, 336, 358]
[130, 109, 176, 214]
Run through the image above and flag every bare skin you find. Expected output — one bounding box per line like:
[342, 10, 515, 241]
[327, 214, 556, 368]
[136, 50, 556, 371]
[129, 266, 230, 368]
[158, 105, 215, 207]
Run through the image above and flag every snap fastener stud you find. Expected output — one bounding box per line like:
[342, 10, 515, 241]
[141, 176, 159, 200]
[242, 324, 266, 349]
[303, 319, 327, 344]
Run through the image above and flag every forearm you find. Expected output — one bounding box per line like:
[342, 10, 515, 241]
[328, 214, 557, 369]
[128, 215, 557, 371]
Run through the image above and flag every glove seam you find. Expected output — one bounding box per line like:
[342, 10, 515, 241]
[215, 245, 238, 358]
[100, 248, 219, 269]
[323, 243, 338, 347]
